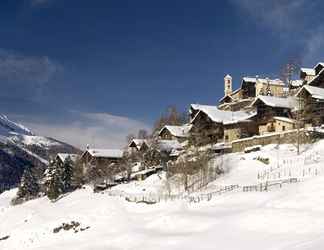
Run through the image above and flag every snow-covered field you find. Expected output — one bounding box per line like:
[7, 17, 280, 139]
[2, 141, 324, 249]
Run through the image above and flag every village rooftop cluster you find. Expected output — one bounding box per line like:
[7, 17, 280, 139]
[60, 62, 324, 183]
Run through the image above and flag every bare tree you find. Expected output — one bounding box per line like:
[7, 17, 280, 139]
[168, 148, 215, 193]
[137, 129, 149, 139]
[126, 133, 136, 143]
[280, 59, 301, 88]
[153, 105, 188, 133]
[280, 58, 302, 154]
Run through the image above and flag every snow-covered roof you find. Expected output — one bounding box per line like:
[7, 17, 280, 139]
[290, 80, 303, 87]
[159, 124, 192, 138]
[242, 77, 285, 86]
[301, 67, 316, 76]
[273, 116, 295, 124]
[218, 94, 234, 103]
[86, 149, 124, 159]
[308, 67, 324, 86]
[158, 140, 183, 153]
[128, 139, 148, 150]
[315, 62, 324, 70]
[191, 104, 256, 125]
[296, 85, 324, 100]
[218, 88, 242, 103]
[57, 153, 79, 163]
[251, 96, 297, 109]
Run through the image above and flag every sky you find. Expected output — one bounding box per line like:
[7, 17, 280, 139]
[0, 0, 323, 149]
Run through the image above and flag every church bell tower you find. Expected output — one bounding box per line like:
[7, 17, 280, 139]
[224, 74, 232, 96]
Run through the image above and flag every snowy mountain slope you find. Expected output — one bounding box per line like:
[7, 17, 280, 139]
[0, 115, 33, 137]
[0, 115, 80, 192]
[2, 174, 324, 249]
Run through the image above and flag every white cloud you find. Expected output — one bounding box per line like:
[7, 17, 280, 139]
[303, 29, 324, 65]
[230, 0, 323, 65]
[0, 49, 61, 84]
[18, 112, 151, 150]
[230, 0, 307, 32]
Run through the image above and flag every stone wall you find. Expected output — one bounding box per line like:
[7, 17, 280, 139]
[231, 129, 311, 153]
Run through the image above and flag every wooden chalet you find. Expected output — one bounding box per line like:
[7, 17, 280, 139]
[296, 85, 324, 126]
[190, 104, 257, 145]
[80, 148, 124, 170]
[128, 139, 149, 153]
[159, 124, 192, 142]
[55, 153, 79, 166]
[250, 95, 297, 135]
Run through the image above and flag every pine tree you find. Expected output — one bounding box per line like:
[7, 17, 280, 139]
[61, 156, 74, 192]
[16, 166, 40, 200]
[44, 160, 63, 201]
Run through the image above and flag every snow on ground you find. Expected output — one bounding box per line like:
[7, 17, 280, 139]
[10, 135, 61, 148]
[111, 172, 168, 195]
[2, 141, 324, 249]
[2, 176, 324, 249]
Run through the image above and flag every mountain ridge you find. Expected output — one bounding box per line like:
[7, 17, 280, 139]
[0, 114, 80, 192]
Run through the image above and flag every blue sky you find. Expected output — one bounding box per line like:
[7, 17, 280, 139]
[1, 0, 323, 148]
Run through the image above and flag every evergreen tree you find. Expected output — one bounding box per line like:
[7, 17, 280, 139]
[44, 160, 63, 201]
[61, 156, 74, 192]
[16, 166, 40, 200]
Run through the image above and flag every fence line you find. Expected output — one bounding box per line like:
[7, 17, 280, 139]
[106, 184, 239, 204]
[258, 151, 322, 182]
[243, 178, 299, 192]
[105, 176, 302, 204]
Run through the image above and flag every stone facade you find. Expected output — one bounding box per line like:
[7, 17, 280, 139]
[259, 117, 295, 135]
[255, 80, 285, 97]
[231, 129, 310, 153]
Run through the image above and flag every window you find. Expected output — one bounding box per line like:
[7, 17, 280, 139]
[225, 135, 229, 141]
[282, 126, 286, 131]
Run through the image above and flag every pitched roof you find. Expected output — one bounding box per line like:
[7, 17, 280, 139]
[85, 149, 124, 158]
[307, 67, 324, 86]
[218, 88, 241, 103]
[159, 124, 192, 138]
[191, 104, 256, 125]
[242, 77, 285, 86]
[296, 85, 324, 100]
[250, 96, 297, 109]
[128, 139, 148, 150]
[300, 67, 316, 76]
[56, 153, 79, 163]
[273, 116, 295, 124]
[315, 62, 324, 71]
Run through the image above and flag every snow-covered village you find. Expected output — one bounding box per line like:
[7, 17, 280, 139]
[2, 1, 324, 250]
